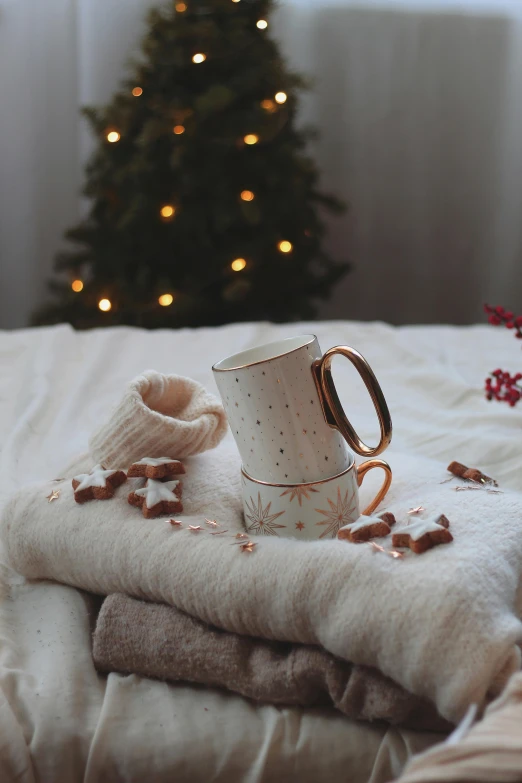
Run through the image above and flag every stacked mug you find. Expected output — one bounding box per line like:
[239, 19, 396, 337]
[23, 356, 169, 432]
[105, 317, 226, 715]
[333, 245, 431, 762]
[213, 335, 393, 541]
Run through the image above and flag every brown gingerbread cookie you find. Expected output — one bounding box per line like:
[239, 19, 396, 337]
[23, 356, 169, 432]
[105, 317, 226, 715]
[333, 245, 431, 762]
[338, 511, 396, 543]
[392, 514, 452, 554]
[72, 465, 127, 504]
[127, 457, 185, 480]
[128, 479, 183, 519]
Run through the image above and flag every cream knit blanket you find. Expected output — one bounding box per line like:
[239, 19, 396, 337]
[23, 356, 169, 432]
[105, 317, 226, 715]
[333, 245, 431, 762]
[2, 442, 522, 724]
[1, 370, 522, 725]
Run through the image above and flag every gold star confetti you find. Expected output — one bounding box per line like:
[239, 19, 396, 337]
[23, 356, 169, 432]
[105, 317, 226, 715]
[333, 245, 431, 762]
[211, 529, 228, 535]
[369, 541, 403, 559]
[188, 525, 203, 532]
[205, 518, 219, 527]
[235, 532, 248, 539]
[240, 541, 256, 553]
[46, 489, 61, 503]
[170, 519, 183, 527]
[454, 485, 503, 494]
[408, 506, 425, 515]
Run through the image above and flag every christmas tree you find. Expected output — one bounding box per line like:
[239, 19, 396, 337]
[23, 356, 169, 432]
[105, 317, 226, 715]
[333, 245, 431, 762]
[34, 0, 348, 329]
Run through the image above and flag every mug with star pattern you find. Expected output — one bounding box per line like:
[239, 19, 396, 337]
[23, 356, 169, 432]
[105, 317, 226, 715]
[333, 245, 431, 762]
[241, 456, 392, 540]
[212, 334, 392, 484]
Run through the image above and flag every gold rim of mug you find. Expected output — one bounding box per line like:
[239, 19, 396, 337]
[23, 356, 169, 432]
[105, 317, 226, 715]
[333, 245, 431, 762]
[241, 457, 356, 488]
[212, 334, 317, 372]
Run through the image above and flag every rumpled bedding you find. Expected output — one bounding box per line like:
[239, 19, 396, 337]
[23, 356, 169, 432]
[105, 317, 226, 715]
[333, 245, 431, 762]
[1, 320, 521, 783]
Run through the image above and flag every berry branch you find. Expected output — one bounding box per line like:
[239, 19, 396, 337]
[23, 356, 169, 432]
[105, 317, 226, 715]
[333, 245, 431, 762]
[484, 304, 522, 406]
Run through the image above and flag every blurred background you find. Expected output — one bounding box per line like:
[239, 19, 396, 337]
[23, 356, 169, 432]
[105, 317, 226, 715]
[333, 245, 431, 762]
[1, 0, 522, 330]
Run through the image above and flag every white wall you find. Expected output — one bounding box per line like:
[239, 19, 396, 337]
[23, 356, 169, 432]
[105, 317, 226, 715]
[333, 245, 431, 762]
[2, 0, 522, 328]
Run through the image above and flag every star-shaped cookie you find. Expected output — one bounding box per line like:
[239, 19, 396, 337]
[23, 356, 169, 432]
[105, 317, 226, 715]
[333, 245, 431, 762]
[72, 465, 127, 504]
[338, 511, 396, 543]
[127, 457, 185, 480]
[392, 513, 452, 554]
[128, 479, 183, 519]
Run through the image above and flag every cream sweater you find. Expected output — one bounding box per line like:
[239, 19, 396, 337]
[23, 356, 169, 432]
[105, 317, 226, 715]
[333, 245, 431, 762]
[89, 370, 228, 467]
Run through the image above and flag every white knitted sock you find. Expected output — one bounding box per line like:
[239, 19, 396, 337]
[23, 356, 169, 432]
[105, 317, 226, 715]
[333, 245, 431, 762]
[89, 370, 228, 468]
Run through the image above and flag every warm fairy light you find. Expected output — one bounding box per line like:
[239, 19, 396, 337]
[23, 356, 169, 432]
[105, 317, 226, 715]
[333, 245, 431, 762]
[158, 293, 174, 306]
[106, 130, 120, 143]
[244, 134, 259, 145]
[232, 0, 241, 3]
[261, 99, 276, 112]
[175, 2, 187, 10]
[173, 125, 185, 135]
[256, 19, 268, 29]
[160, 204, 176, 219]
[98, 298, 112, 312]
[240, 190, 255, 201]
[71, 279, 84, 293]
[192, 53, 206, 63]
[132, 87, 143, 97]
[275, 91, 287, 104]
[231, 258, 247, 272]
[278, 240, 293, 253]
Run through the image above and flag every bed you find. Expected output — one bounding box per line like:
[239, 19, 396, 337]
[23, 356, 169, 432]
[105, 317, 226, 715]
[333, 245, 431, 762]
[1, 319, 520, 783]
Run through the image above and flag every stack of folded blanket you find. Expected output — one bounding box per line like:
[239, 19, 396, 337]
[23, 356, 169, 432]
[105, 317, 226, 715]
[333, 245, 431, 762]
[2, 370, 522, 742]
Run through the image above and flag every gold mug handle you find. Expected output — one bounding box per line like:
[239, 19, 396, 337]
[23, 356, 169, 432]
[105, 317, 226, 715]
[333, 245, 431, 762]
[357, 459, 392, 516]
[313, 345, 392, 457]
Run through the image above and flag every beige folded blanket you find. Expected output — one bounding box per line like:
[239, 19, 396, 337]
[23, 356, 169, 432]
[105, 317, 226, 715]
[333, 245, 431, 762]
[3, 443, 522, 724]
[93, 593, 450, 733]
[396, 671, 522, 782]
[3, 371, 522, 725]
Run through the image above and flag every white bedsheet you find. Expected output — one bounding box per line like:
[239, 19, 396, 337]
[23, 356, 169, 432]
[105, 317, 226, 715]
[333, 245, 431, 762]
[1, 320, 521, 783]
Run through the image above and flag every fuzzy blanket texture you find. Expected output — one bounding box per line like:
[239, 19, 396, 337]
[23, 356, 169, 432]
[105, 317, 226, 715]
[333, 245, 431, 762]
[397, 671, 522, 782]
[93, 593, 449, 732]
[2, 369, 522, 725]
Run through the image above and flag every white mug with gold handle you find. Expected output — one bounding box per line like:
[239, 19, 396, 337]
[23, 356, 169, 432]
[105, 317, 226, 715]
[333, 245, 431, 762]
[241, 456, 392, 541]
[213, 334, 392, 484]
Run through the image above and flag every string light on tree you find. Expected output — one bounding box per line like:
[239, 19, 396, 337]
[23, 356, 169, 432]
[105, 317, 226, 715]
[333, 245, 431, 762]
[192, 53, 206, 64]
[173, 125, 185, 135]
[71, 279, 84, 293]
[244, 134, 259, 145]
[98, 298, 112, 312]
[231, 258, 247, 272]
[256, 19, 268, 29]
[275, 92, 287, 104]
[158, 293, 174, 306]
[106, 130, 120, 143]
[240, 190, 255, 202]
[160, 205, 176, 220]
[278, 240, 293, 253]
[132, 87, 143, 97]
[175, 2, 187, 10]
[261, 99, 276, 112]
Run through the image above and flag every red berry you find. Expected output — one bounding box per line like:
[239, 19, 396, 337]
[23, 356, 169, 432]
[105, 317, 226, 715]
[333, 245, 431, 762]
[515, 373, 522, 381]
[493, 369, 502, 376]
[495, 305, 505, 314]
[506, 311, 514, 320]
[507, 321, 515, 328]
[515, 316, 522, 327]
[489, 315, 501, 325]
